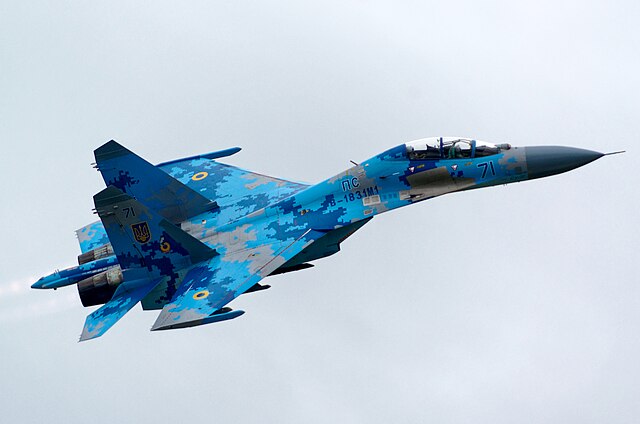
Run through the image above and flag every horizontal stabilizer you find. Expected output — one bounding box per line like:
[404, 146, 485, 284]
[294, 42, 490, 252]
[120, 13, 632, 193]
[95, 140, 218, 223]
[79, 278, 160, 341]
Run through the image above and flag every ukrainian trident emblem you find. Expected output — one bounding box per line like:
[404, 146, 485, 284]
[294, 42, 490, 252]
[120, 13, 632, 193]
[131, 222, 152, 244]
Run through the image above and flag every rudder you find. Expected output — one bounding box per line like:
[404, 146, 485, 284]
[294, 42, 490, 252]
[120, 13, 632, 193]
[93, 186, 217, 280]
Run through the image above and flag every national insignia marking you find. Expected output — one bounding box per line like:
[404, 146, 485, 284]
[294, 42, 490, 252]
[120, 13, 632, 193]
[192, 171, 208, 181]
[131, 222, 152, 244]
[193, 290, 209, 300]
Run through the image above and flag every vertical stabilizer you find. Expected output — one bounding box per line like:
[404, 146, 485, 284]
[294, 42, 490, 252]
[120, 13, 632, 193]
[94, 140, 217, 223]
[93, 186, 217, 280]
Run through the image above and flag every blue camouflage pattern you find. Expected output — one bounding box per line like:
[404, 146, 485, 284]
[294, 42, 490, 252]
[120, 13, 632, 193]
[80, 278, 161, 341]
[151, 229, 323, 330]
[32, 137, 606, 341]
[32, 255, 118, 289]
[75, 221, 108, 253]
[158, 159, 310, 228]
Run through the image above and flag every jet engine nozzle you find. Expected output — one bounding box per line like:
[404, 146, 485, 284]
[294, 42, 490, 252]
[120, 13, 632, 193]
[78, 243, 114, 265]
[77, 266, 123, 307]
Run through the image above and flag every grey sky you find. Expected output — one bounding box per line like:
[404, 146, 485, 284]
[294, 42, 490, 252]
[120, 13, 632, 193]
[1, 1, 638, 423]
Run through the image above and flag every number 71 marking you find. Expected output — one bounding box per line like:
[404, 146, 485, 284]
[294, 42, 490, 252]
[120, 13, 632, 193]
[123, 207, 136, 218]
[477, 161, 496, 179]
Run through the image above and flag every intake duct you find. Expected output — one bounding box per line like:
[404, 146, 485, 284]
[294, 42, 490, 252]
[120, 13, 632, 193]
[78, 243, 114, 265]
[77, 266, 123, 307]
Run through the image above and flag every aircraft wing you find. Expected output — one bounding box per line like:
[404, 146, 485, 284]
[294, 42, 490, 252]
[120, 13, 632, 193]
[93, 140, 309, 228]
[78, 141, 311, 255]
[151, 228, 323, 331]
[157, 159, 310, 227]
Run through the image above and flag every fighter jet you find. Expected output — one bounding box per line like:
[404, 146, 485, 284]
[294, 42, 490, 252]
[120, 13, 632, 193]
[31, 138, 619, 341]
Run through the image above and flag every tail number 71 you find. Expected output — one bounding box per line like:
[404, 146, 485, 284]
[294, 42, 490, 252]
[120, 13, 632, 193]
[477, 161, 496, 179]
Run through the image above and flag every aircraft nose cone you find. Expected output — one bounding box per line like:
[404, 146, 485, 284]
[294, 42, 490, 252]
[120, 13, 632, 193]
[525, 146, 603, 180]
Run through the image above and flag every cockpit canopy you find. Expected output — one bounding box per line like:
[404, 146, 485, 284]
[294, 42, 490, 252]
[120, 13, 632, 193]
[406, 137, 511, 160]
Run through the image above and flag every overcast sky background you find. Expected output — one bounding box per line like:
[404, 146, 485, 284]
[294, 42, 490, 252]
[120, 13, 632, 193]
[1, 1, 638, 423]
